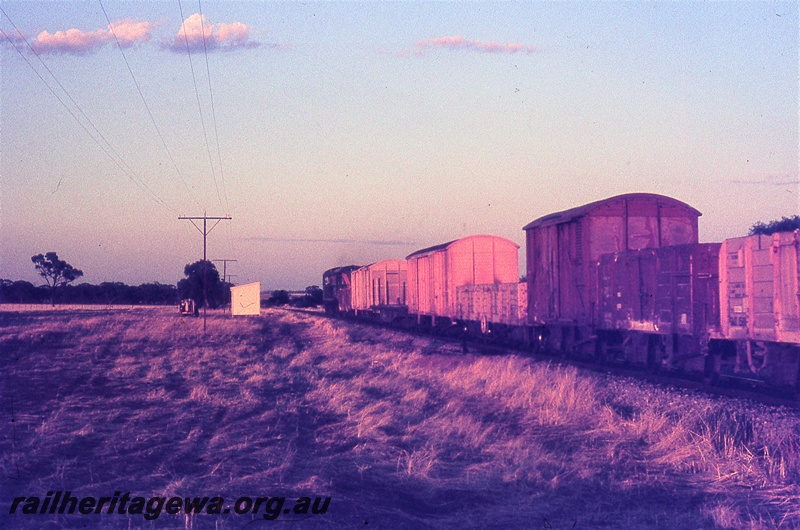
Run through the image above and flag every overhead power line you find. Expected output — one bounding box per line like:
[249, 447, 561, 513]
[205, 7, 235, 261]
[0, 9, 179, 215]
[99, 0, 202, 211]
[197, 0, 229, 212]
[177, 0, 223, 210]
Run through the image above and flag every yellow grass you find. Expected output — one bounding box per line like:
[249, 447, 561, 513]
[1, 306, 798, 529]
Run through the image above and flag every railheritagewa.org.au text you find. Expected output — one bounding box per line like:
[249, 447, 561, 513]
[9, 491, 330, 521]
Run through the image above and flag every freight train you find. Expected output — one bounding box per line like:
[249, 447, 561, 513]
[323, 193, 800, 394]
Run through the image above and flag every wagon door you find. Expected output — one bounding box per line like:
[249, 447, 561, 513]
[774, 232, 800, 344]
[749, 236, 777, 341]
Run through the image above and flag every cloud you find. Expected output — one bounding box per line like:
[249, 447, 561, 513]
[29, 19, 154, 55]
[386, 35, 541, 57]
[166, 13, 258, 52]
[0, 29, 28, 48]
[108, 19, 155, 47]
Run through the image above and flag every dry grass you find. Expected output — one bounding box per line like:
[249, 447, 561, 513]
[1, 307, 798, 529]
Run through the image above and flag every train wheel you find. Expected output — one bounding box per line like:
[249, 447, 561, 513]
[703, 353, 720, 386]
[558, 327, 573, 359]
[595, 339, 609, 363]
[531, 328, 546, 356]
[646, 336, 662, 374]
[541, 327, 563, 357]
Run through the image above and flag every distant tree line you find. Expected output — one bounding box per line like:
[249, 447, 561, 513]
[1, 251, 178, 305]
[749, 215, 800, 236]
[0, 280, 179, 305]
[263, 286, 323, 308]
[5, 252, 323, 309]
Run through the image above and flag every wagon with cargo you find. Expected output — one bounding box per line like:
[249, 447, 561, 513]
[710, 231, 800, 389]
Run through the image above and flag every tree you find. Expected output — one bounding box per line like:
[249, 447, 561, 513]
[137, 282, 179, 305]
[0, 279, 47, 303]
[266, 290, 290, 306]
[749, 215, 800, 236]
[293, 285, 323, 308]
[177, 260, 228, 309]
[31, 252, 83, 305]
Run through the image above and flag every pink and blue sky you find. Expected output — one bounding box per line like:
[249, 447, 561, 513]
[1, 1, 797, 290]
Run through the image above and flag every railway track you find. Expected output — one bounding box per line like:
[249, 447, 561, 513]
[548, 350, 800, 409]
[303, 308, 800, 409]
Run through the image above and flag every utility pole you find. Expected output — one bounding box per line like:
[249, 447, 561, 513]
[179, 213, 232, 333]
[212, 259, 237, 284]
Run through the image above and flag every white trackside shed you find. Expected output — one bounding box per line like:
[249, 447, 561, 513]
[230, 282, 261, 316]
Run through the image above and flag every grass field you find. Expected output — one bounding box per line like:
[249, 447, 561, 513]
[1, 307, 799, 529]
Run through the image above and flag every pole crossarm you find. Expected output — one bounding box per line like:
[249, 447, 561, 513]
[212, 259, 237, 283]
[179, 215, 231, 235]
[178, 215, 232, 219]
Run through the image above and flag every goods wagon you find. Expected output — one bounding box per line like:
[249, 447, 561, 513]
[524, 193, 701, 353]
[322, 265, 361, 315]
[406, 235, 519, 326]
[710, 231, 800, 388]
[596, 243, 720, 373]
[320, 193, 799, 396]
[351, 259, 408, 320]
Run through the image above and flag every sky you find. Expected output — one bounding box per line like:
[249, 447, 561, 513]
[1, 1, 797, 291]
